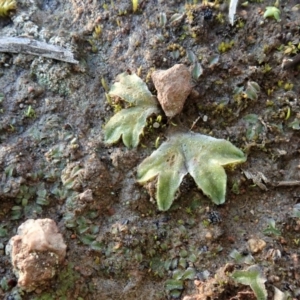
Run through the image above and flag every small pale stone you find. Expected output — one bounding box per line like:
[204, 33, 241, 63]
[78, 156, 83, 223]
[153, 122, 160, 128]
[248, 238, 266, 254]
[205, 231, 213, 240]
[6, 218, 66, 292]
[151, 64, 193, 117]
[79, 189, 93, 202]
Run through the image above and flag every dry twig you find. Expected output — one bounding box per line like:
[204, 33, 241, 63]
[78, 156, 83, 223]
[0, 37, 78, 64]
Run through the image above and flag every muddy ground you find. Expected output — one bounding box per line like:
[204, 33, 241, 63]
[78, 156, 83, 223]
[0, 0, 300, 299]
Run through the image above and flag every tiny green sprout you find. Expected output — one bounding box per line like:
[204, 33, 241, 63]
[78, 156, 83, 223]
[24, 105, 36, 118]
[117, 9, 127, 16]
[202, 219, 210, 227]
[216, 12, 225, 24]
[229, 249, 254, 264]
[277, 80, 283, 88]
[95, 25, 101, 35]
[289, 118, 300, 130]
[233, 215, 239, 221]
[285, 107, 291, 120]
[263, 44, 270, 54]
[105, 93, 112, 105]
[155, 136, 160, 148]
[132, 0, 138, 12]
[101, 77, 109, 92]
[192, 62, 203, 80]
[236, 19, 245, 29]
[4, 165, 14, 177]
[158, 12, 167, 27]
[282, 42, 299, 55]
[263, 6, 281, 22]
[93, 25, 102, 39]
[277, 44, 284, 52]
[9, 124, 15, 132]
[263, 219, 281, 237]
[245, 81, 260, 100]
[136, 66, 142, 77]
[284, 82, 293, 91]
[156, 115, 162, 123]
[262, 64, 272, 73]
[294, 239, 300, 246]
[185, 207, 192, 215]
[116, 18, 121, 27]
[231, 181, 240, 194]
[0, 277, 9, 291]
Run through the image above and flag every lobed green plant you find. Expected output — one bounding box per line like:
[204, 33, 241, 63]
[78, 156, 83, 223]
[263, 6, 281, 22]
[232, 265, 267, 300]
[263, 218, 281, 237]
[137, 132, 246, 211]
[104, 72, 159, 148]
[234, 81, 260, 102]
[229, 249, 254, 265]
[165, 262, 196, 297]
[104, 72, 246, 211]
[242, 114, 264, 141]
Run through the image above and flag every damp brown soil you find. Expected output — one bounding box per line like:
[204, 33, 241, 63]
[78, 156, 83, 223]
[0, 0, 300, 299]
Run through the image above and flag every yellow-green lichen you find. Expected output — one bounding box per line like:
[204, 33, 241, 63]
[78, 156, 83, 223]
[0, 0, 16, 17]
[218, 41, 234, 53]
[167, 43, 186, 58]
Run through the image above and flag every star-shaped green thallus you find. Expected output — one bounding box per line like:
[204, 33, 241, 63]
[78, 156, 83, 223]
[137, 132, 246, 211]
[232, 265, 267, 300]
[263, 6, 281, 22]
[104, 72, 159, 148]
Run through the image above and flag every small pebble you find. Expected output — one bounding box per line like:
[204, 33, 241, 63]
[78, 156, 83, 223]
[153, 122, 160, 128]
[205, 231, 213, 240]
[248, 238, 266, 254]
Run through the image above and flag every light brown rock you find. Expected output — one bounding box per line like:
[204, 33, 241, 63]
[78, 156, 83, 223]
[247, 238, 266, 254]
[6, 218, 66, 292]
[151, 64, 193, 117]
